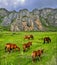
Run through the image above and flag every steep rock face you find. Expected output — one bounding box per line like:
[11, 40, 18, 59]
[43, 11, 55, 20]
[1, 12, 18, 26]
[0, 8, 9, 17]
[18, 9, 30, 19]
[48, 9, 57, 26]
[40, 8, 57, 26]
[40, 8, 53, 18]
[32, 9, 40, 15]
[0, 8, 57, 31]
[34, 19, 43, 30]
[0, 8, 9, 25]
[10, 9, 43, 31]
[10, 17, 43, 31]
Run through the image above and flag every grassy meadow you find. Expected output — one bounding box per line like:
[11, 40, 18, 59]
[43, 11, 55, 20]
[0, 32, 57, 65]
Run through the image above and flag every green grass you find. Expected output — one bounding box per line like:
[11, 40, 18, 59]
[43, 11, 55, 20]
[0, 32, 57, 65]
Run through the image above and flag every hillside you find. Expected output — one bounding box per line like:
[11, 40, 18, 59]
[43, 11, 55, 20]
[0, 8, 57, 31]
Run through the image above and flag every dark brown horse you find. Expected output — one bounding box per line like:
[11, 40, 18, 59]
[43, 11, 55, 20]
[5, 43, 20, 53]
[30, 35, 34, 39]
[24, 35, 34, 40]
[43, 37, 51, 43]
[32, 49, 44, 62]
[23, 42, 32, 52]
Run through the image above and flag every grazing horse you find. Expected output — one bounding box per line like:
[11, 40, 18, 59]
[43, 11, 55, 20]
[43, 37, 51, 43]
[24, 35, 30, 40]
[32, 49, 43, 62]
[27, 42, 32, 46]
[23, 42, 32, 52]
[30, 35, 34, 39]
[24, 35, 34, 40]
[5, 43, 20, 53]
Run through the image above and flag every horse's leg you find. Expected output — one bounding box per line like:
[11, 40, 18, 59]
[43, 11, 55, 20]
[47, 40, 49, 43]
[8, 48, 11, 53]
[31, 36, 34, 40]
[13, 47, 16, 52]
[50, 39, 51, 42]
[38, 55, 41, 60]
[28, 45, 30, 49]
[23, 48, 26, 52]
[32, 57, 36, 62]
[43, 39, 45, 44]
[5, 46, 7, 52]
[28, 38, 30, 40]
[32, 37, 34, 39]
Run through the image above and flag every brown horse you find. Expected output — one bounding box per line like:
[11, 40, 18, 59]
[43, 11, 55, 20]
[27, 42, 32, 46]
[43, 37, 51, 43]
[24, 35, 30, 40]
[32, 49, 43, 62]
[5, 43, 20, 53]
[23, 42, 32, 52]
[24, 35, 34, 40]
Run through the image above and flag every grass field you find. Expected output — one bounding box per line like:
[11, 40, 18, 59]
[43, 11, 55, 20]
[0, 32, 57, 65]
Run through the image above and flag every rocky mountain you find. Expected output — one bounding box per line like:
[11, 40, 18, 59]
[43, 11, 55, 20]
[0, 8, 57, 31]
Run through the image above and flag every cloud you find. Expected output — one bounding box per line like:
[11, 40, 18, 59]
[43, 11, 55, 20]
[0, 0, 57, 11]
[0, 0, 25, 10]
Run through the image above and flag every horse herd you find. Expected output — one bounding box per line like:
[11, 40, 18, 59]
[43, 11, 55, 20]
[5, 34, 51, 62]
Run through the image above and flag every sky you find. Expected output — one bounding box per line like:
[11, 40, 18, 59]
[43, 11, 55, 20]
[0, 0, 57, 11]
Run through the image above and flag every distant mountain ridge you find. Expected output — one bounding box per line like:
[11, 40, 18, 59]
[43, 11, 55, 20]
[0, 8, 57, 31]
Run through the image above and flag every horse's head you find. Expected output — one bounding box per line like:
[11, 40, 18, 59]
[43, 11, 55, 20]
[30, 35, 34, 39]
